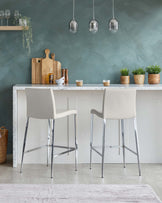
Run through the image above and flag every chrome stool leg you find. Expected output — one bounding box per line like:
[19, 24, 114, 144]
[20, 117, 29, 173]
[47, 119, 51, 167]
[121, 119, 126, 168]
[67, 115, 70, 155]
[67, 97, 70, 155]
[101, 119, 106, 178]
[74, 114, 78, 171]
[90, 114, 94, 170]
[51, 119, 55, 179]
[134, 118, 141, 176]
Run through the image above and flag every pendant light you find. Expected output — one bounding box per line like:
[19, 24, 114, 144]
[89, 0, 98, 34]
[109, 0, 118, 33]
[69, 0, 78, 34]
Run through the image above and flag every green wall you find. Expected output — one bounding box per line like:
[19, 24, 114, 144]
[0, 0, 162, 153]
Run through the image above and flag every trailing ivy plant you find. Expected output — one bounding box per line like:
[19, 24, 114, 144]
[120, 68, 129, 76]
[146, 65, 161, 74]
[132, 68, 145, 75]
[20, 16, 33, 54]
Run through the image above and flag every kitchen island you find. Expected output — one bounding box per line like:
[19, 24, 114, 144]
[13, 84, 162, 167]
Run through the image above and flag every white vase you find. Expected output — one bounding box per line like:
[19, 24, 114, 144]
[19, 19, 27, 26]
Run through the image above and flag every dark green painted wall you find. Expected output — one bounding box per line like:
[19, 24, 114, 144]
[0, 0, 162, 153]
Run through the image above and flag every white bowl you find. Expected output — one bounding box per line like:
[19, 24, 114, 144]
[56, 77, 65, 85]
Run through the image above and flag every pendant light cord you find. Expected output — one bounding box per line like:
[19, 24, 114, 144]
[112, 0, 115, 19]
[93, 0, 95, 20]
[73, 0, 75, 20]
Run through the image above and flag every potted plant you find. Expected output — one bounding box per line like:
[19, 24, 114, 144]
[146, 65, 161, 84]
[19, 16, 33, 54]
[132, 68, 145, 85]
[120, 68, 130, 84]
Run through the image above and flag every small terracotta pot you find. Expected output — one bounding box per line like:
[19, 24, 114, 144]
[148, 74, 160, 84]
[120, 76, 130, 84]
[134, 75, 145, 85]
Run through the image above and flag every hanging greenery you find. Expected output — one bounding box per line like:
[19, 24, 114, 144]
[20, 16, 33, 54]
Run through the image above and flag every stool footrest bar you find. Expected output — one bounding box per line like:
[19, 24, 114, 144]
[93, 145, 123, 149]
[109, 145, 123, 149]
[25, 145, 47, 153]
[25, 145, 76, 154]
[92, 145, 137, 156]
[49, 145, 76, 150]
[92, 146, 102, 157]
[124, 146, 137, 155]
[54, 148, 76, 158]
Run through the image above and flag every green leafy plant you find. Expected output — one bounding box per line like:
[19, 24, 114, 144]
[146, 65, 161, 74]
[20, 16, 33, 54]
[120, 68, 129, 76]
[132, 68, 145, 75]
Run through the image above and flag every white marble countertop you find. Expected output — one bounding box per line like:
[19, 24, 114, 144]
[13, 84, 162, 90]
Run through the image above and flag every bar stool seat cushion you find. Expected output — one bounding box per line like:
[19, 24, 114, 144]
[55, 110, 77, 119]
[91, 109, 103, 118]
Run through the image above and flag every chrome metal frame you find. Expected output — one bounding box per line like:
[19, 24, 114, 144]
[20, 114, 78, 179]
[118, 120, 121, 155]
[67, 97, 70, 155]
[121, 119, 126, 168]
[101, 119, 106, 178]
[134, 117, 141, 176]
[90, 115, 141, 178]
[20, 117, 29, 173]
[74, 114, 78, 171]
[51, 119, 55, 178]
[67, 115, 70, 155]
[90, 114, 94, 170]
[47, 119, 51, 166]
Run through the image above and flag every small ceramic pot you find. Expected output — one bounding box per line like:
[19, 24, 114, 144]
[76, 80, 83, 87]
[134, 75, 145, 85]
[120, 76, 130, 84]
[103, 80, 110, 86]
[148, 74, 160, 84]
[56, 77, 65, 86]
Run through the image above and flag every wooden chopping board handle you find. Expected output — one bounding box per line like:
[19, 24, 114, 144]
[45, 49, 50, 58]
[51, 53, 55, 60]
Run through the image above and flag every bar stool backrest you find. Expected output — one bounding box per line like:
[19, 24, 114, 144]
[102, 88, 136, 119]
[25, 88, 56, 119]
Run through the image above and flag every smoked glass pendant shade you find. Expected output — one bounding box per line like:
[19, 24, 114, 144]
[89, 19, 98, 34]
[109, 0, 118, 33]
[69, 19, 78, 34]
[109, 18, 118, 33]
[69, 0, 78, 34]
[89, 0, 98, 34]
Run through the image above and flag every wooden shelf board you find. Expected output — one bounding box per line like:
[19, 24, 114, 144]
[0, 26, 29, 31]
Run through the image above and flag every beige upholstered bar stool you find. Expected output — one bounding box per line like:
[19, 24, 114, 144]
[20, 88, 78, 179]
[90, 88, 141, 178]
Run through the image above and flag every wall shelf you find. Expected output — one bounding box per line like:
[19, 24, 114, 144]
[0, 26, 29, 31]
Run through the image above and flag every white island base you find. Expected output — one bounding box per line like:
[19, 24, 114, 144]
[13, 84, 162, 167]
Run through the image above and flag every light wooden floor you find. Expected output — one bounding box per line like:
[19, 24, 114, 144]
[0, 162, 162, 200]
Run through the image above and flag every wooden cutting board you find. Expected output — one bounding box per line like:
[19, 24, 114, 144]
[31, 58, 41, 84]
[41, 49, 54, 84]
[51, 53, 57, 84]
[31, 49, 62, 84]
[51, 53, 61, 81]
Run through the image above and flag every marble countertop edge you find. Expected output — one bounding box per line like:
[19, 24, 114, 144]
[13, 84, 162, 91]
